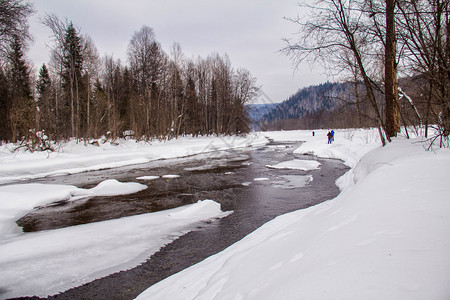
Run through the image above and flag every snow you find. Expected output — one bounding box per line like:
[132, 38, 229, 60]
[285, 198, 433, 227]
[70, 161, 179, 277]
[0, 200, 230, 298]
[136, 129, 450, 300]
[266, 159, 321, 171]
[162, 174, 180, 179]
[75, 179, 148, 197]
[137, 175, 160, 181]
[253, 177, 269, 181]
[0, 134, 267, 184]
[1, 129, 449, 299]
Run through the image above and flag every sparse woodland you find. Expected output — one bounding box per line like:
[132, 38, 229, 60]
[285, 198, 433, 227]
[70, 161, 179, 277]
[282, 0, 449, 147]
[0, 1, 259, 147]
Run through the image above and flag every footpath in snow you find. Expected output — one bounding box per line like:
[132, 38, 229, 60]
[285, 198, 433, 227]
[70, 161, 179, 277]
[136, 129, 450, 300]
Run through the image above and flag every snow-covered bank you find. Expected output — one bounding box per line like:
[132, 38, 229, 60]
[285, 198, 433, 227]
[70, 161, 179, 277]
[0, 179, 148, 238]
[136, 129, 450, 299]
[0, 200, 231, 299]
[0, 134, 267, 184]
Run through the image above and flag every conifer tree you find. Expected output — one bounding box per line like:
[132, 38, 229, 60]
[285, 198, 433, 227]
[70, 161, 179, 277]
[36, 63, 53, 134]
[7, 35, 34, 142]
[62, 22, 83, 138]
[0, 68, 11, 140]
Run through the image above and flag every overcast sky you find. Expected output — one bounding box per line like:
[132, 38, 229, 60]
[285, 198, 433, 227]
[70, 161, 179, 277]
[28, 0, 329, 104]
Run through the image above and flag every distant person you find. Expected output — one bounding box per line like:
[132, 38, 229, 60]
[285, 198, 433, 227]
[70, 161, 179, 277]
[312, 131, 315, 136]
[327, 131, 333, 144]
[331, 130, 335, 142]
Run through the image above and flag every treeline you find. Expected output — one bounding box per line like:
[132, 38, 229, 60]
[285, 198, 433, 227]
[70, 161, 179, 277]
[258, 78, 427, 132]
[0, 2, 259, 145]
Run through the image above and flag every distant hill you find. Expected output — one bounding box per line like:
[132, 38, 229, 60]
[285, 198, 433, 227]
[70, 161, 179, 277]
[249, 82, 355, 130]
[249, 76, 426, 131]
[247, 103, 278, 128]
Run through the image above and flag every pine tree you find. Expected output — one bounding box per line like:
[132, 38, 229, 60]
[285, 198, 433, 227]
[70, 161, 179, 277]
[7, 35, 34, 142]
[36, 63, 53, 135]
[0, 67, 11, 141]
[62, 22, 83, 138]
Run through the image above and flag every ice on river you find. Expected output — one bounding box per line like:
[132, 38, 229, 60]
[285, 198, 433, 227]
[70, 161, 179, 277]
[0, 198, 230, 299]
[266, 159, 321, 171]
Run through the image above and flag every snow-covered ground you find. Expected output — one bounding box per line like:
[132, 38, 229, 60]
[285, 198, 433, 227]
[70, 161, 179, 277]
[136, 129, 450, 300]
[0, 129, 449, 299]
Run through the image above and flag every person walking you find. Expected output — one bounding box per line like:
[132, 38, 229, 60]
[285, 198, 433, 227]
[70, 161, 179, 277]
[327, 131, 333, 144]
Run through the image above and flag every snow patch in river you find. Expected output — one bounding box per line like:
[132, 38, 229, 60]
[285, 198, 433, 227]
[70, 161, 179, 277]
[136, 175, 160, 181]
[72, 179, 147, 198]
[162, 174, 180, 179]
[266, 159, 320, 171]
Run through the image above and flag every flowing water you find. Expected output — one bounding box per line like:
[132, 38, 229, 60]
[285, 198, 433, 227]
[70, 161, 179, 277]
[14, 141, 348, 300]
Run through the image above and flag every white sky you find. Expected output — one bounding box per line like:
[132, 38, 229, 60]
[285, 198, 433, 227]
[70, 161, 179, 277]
[28, 0, 329, 103]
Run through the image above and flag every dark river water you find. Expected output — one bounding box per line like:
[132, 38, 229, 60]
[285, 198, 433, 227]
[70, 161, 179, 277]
[13, 141, 348, 300]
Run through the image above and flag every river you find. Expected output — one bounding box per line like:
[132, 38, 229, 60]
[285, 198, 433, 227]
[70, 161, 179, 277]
[14, 141, 348, 300]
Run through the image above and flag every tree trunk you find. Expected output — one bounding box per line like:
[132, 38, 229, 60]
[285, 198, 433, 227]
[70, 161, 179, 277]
[385, 0, 400, 138]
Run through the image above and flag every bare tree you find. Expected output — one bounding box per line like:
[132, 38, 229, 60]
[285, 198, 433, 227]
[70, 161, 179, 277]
[127, 25, 165, 137]
[282, 0, 388, 145]
[0, 0, 33, 59]
[386, 0, 400, 137]
[168, 43, 185, 138]
[82, 35, 100, 138]
[397, 0, 450, 147]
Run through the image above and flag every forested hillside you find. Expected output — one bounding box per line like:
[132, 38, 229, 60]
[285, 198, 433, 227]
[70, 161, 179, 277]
[256, 82, 359, 130]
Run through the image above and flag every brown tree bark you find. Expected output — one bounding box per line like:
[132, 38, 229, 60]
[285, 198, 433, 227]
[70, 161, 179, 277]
[385, 0, 400, 138]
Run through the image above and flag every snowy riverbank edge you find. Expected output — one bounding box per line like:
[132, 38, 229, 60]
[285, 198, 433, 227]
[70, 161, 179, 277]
[0, 133, 269, 184]
[136, 129, 450, 300]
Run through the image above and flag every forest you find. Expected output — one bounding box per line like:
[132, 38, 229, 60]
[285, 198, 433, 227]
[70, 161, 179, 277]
[0, 1, 259, 148]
